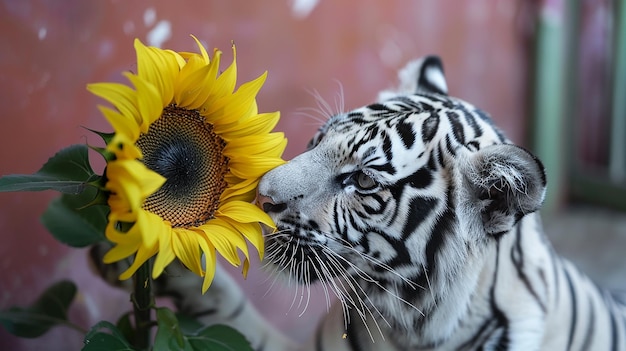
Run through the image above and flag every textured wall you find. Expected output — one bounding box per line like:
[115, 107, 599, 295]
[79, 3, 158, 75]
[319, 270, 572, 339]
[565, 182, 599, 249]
[0, 0, 531, 349]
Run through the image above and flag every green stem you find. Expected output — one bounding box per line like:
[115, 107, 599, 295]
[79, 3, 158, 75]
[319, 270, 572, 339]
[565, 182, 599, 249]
[132, 259, 153, 350]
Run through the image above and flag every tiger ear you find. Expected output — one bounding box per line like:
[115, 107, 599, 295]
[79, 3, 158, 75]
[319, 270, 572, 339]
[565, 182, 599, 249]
[459, 144, 547, 236]
[413, 56, 448, 95]
[378, 55, 448, 101]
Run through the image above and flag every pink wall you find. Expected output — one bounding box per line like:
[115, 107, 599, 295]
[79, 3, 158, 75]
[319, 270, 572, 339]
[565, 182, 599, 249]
[0, 1, 532, 349]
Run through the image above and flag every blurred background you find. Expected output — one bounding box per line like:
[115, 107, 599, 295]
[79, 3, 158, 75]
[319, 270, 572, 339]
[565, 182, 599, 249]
[0, 0, 624, 349]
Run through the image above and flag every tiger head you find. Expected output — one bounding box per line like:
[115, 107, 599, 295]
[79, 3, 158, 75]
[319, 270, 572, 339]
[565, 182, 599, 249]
[258, 56, 547, 316]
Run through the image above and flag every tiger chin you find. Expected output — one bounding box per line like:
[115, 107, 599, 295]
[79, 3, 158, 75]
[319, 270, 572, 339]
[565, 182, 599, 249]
[92, 56, 626, 351]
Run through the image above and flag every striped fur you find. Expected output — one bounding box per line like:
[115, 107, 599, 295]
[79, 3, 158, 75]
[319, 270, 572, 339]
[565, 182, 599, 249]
[93, 56, 626, 350]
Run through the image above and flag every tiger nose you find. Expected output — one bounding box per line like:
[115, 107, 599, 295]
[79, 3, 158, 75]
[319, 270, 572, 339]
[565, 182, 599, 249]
[257, 194, 287, 213]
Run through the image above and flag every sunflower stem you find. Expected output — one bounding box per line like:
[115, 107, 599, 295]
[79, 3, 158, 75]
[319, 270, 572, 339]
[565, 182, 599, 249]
[131, 259, 153, 350]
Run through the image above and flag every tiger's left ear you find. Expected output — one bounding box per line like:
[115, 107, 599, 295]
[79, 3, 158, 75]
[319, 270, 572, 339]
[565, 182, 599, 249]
[413, 56, 448, 95]
[378, 55, 448, 101]
[459, 144, 547, 236]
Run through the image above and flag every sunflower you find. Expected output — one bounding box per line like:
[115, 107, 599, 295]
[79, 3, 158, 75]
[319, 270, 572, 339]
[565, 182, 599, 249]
[87, 37, 286, 292]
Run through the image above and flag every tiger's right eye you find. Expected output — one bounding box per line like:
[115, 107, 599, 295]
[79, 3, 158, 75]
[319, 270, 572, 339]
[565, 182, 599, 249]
[355, 171, 377, 190]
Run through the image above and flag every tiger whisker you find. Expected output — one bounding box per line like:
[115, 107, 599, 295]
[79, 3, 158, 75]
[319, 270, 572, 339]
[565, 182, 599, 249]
[307, 88, 337, 120]
[311, 250, 352, 331]
[298, 259, 313, 317]
[323, 246, 425, 318]
[295, 107, 333, 126]
[421, 261, 437, 308]
[321, 247, 387, 342]
[310, 249, 334, 312]
[324, 235, 422, 290]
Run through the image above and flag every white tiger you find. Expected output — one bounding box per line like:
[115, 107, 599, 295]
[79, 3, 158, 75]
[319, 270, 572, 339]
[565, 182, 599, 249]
[95, 56, 626, 350]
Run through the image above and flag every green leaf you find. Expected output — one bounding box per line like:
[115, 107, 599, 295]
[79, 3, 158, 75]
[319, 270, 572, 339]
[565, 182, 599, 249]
[0, 281, 77, 338]
[188, 325, 253, 351]
[83, 321, 135, 351]
[174, 313, 203, 335]
[84, 127, 115, 145]
[40, 185, 108, 247]
[154, 307, 193, 351]
[115, 312, 135, 347]
[0, 144, 98, 194]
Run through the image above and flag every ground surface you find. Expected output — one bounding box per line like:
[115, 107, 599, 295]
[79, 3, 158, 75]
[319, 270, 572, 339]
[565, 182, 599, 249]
[543, 205, 626, 292]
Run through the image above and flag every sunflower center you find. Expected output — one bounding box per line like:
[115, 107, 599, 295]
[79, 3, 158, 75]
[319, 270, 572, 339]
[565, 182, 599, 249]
[137, 104, 229, 228]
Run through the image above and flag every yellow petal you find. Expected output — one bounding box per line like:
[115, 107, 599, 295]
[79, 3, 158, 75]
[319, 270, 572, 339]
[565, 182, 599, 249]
[87, 83, 140, 124]
[195, 219, 249, 267]
[105, 217, 136, 244]
[134, 39, 178, 106]
[204, 71, 266, 124]
[221, 219, 265, 260]
[171, 228, 204, 276]
[103, 228, 140, 262]
[220, 178, 258, 202]
[242, 257, 250, 279]
[106, 208, 137, 225]
[190, 35, 210, 64]
[165, 49, 187, 68]
[103, 242, 139, 264]
[216, 200, 275, 227]
[105, 133, 143, 161]
[215, 112, 281, 140]
[198, 239, 217, 293]
[216, 44, 238, 95]
[98, 106, 140, 142]
[228, 155, 286, 179]
[106, 160, 165, 212]
[123, 72, 163, 133]
[152, 222, 175, 278]
[174, 56, 215, 109]
[201, 45, 237, 111]
[135, 210, 162, 249]
[224, 132, 287, 158]
[119, 243, 159, 280]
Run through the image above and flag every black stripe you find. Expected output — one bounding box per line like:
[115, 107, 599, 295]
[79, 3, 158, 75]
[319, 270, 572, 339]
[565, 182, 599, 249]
[426, 150, 439, 170]
[444, 134, 456, 156]
[417, 56, 446, 95]
[460, 106, 483, 139]
[189, 308, 218, 318]
[473, 108, 506, 143]
[436, 143, 446, 168]
[579, 294, 595, 350]
[257, 334, 268, 351]
[368, 132, 396, 175]
[446, 111, 466, 144]
[396, 118, 416, 149]
[489, 239, 510, 348]
[401, 197, 438, 239]
[361, 193, 387, 215]
[424, 190, 455, 278]
[457, 319, 498, 350]
[315, 324, 325, 351]
[367, 103, 391, 112]
[346, 315, 362, 351]
[334, 200, 349, 242]
[396, 96, 433, 111]
[405, 167, 433, 189]
[421, 111, 440, 143]
[563, 266, 579, 350]
[384, 234, 413, 268]
[609, 300, 619, 351]
[550, 250, 561, 307]
[510, 221, 547, 312]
